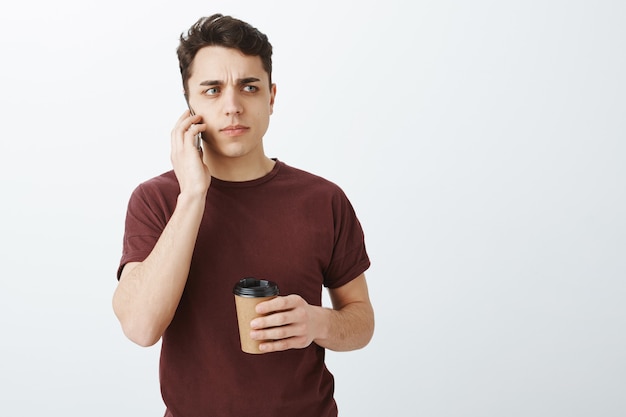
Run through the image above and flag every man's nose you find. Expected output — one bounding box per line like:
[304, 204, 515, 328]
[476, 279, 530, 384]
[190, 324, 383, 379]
[223, 89, 243, 116]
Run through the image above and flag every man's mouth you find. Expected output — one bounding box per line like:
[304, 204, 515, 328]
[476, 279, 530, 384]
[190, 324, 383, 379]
[220, 125, 249, 136]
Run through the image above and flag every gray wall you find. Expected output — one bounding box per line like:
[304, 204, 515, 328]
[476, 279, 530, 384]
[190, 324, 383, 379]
[1, 0, 624, 415]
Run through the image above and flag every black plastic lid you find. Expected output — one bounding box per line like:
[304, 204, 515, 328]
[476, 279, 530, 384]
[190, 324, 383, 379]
[233, 277, 279, 297]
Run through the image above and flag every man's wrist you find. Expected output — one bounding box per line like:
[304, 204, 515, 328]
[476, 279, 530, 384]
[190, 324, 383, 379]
[312, 306, 333, 345]
[175, 190, 208, 217]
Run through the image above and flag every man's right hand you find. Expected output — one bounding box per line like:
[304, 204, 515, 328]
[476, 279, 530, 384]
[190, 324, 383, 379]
[171, 109, 211, 196]
[113, 110, 212, 347]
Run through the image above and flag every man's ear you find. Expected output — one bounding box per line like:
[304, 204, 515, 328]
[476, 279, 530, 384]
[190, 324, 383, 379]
[269, 83, 277, 115]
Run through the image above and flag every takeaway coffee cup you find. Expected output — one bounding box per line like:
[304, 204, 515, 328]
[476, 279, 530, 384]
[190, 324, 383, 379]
[233, 277, 280, 354]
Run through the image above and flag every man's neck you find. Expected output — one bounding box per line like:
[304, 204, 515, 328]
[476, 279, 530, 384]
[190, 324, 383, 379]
[203, 152, 276, 182]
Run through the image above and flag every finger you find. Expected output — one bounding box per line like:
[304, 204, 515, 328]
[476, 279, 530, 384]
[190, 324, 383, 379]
[177, 109, 203, 126]
[250, 310, 293, 330]
[172, 122, 206, 154]
[172, 111, 202, 140]
[185, 123, 206, 137]
[186, 124, 207, 150]
[250, 325, 291, 342]
[255, 295, 296, 315]
[171, 110, 190, 150]
[251, 322, 307, 342]
[171, 110, 192, 140]
[258, 336, 308, 353]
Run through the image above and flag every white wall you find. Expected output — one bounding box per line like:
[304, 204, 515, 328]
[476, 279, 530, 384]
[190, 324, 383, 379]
[1, 0, 624, 415]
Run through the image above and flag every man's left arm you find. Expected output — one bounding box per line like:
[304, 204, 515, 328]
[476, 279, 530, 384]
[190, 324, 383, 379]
[250, 274, 374, 352]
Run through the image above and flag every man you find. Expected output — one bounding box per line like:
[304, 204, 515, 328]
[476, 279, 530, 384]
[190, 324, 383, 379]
[113, 13, 374, 417]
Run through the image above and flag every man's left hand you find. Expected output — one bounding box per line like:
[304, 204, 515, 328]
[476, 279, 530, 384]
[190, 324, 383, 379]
[249, 295, 328, 353]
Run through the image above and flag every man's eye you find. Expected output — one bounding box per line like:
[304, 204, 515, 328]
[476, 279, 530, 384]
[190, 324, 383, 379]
[243, 85, 258, 93]
[204, 87, 219, 95]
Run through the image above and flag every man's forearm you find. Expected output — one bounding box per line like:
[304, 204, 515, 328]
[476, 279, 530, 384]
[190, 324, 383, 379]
[251, 274, 374, 353]
[313, 300, 375, 352]
[113, 192, 206, 346]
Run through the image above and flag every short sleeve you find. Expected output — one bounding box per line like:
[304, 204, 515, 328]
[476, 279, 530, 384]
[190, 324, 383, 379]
[117, 181, 175, 279]
[323, 188, 370, 289]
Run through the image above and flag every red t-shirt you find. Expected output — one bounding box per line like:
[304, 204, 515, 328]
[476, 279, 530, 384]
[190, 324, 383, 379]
[118, 160, 370, 417]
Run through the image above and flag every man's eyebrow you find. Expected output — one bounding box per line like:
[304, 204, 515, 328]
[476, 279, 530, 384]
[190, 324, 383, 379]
[199, 80, 222, 86]
[238, 77, 261, 84]
[198, 77, 261, 86]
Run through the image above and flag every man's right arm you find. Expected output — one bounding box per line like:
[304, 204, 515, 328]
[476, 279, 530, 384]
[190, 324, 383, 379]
[113, 192, 206, 346]
[112, 110, 208, 347]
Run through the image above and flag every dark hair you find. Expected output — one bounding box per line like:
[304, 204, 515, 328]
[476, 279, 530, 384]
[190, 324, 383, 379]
[177, 14, 273, 95]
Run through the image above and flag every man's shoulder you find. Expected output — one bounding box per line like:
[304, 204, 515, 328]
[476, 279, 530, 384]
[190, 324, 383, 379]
[132, 170, 179, 199]
[277, 161, 341, 192]
[142, 170, 177, 186]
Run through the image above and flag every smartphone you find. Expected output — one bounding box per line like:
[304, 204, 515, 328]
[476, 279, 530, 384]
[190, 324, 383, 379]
[188, 107, 203, 151]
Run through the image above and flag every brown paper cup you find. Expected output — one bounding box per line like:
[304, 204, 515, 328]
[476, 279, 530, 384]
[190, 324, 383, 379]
[234, 294, 276, 354]
[233, 278, 280, 354]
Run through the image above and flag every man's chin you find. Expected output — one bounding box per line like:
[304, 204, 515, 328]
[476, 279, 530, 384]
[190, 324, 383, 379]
[205, 144, 253, 160]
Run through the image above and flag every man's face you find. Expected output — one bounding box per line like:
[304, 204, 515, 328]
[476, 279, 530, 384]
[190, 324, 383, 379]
[186, 46, 276, 160]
